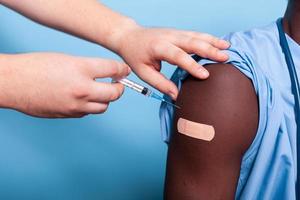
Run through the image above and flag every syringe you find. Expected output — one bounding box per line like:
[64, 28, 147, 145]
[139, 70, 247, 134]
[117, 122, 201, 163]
[118, 78, 180, 109]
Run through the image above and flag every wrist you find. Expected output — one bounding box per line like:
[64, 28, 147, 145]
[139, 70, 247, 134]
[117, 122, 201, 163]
[102, 17, 141, 54]
[0, 54, 15, 109]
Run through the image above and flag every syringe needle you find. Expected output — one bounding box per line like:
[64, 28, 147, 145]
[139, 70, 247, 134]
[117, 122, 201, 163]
[162, 99, 181, 109]
[149, 91, 180, 109]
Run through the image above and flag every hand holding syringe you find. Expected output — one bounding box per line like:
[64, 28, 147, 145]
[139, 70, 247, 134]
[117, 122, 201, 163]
[117, 78, 180, 109]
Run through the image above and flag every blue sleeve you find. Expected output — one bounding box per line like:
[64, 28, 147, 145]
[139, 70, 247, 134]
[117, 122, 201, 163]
[200, 32, 260, 93]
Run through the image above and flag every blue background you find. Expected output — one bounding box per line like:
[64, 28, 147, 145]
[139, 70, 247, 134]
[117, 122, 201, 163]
[0, 0, 287, 199]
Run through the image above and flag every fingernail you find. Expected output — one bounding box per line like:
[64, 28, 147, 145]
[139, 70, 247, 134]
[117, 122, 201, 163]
[220, 40, 231, 48]
[127, 67, 132, 74]
[198, 68, 209, 78]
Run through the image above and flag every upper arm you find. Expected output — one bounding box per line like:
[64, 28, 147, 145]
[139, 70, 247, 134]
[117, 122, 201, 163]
[164, 63, 259, 200]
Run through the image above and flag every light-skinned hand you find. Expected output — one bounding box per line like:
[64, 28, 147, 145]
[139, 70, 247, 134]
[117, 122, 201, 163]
[0, 53, 130, 118]
[111, 21, 230, 100]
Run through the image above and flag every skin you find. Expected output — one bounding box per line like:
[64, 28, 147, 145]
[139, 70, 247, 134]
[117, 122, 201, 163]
[165, 64, 259, 200]
[0, 0, 230, 118]
[284, 0, 300, 43]
[0, 53, 130, 118]
[164, 0, 300, 199]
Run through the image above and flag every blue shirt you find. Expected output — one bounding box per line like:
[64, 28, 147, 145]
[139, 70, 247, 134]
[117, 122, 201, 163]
[159, 20, 300, 199]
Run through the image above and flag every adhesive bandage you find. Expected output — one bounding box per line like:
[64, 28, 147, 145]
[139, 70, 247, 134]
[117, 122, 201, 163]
[177, 118, 215, 141]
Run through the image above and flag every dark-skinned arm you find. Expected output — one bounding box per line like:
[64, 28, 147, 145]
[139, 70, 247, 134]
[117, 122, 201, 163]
[164, 63, 259, 200]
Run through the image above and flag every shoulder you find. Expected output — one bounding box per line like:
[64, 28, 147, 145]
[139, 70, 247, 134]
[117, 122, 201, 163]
[224, 22, 279, 53]
[179, 63, 256, 112]
[198, 22, 279, 89]
[174, 63, 259, 155]
[178, 63, 253, 105]
[215, 22, 279, 69]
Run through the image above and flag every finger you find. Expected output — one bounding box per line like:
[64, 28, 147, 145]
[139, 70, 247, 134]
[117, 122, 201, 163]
[175, 36, 229, 62]
[87, 58, 131, 79]
[135, 64, 178, 100]
[153, 42, 209, 79]
[178, 31, 230, 49]
[84, 102, 109, 114]
[88, 82, 124, 103]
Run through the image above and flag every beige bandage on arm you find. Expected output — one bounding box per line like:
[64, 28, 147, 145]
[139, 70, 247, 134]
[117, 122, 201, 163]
[177, 118, 215, 141]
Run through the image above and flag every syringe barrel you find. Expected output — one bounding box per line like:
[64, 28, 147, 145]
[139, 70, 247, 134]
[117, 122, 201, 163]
[118, 78, 146, 94]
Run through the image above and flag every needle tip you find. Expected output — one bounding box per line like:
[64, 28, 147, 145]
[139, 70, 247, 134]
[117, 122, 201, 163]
[175, 105, 181, 109]
[163, 99, 181, 109]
